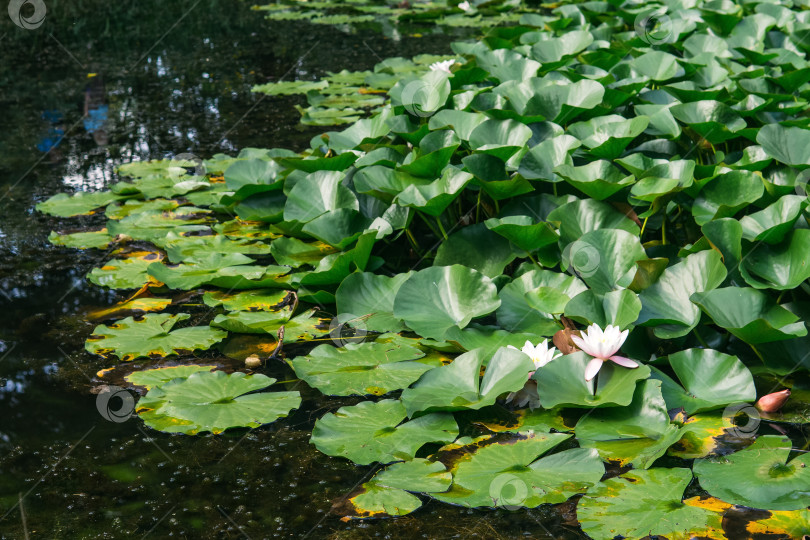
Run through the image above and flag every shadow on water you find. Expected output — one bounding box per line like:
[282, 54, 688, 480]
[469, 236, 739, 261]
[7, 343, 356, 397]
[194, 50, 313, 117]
[0, 1, 579, 537]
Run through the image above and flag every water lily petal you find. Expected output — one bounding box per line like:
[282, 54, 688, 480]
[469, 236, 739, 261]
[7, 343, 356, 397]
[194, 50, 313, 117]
[584, 357, 603, 381]
[609, 355, 638, 368]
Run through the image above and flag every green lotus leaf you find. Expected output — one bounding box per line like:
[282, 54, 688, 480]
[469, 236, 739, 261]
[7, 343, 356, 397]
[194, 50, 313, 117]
[472, 47, 540, 84]
[107, 208, 212, 244]
[112, 173, 210, 200]
[739, 195, 807, 244]
[741, 229, 810, 290]
[547, 198, 638, 246]
[523, 274, 591, 315]
[251, 79, 327, 96]
[36, 190, 127, 217]
[529, 29, 594, 66]
[533, 351, 651, 409]
[652, 349, 756, 415]
[442, 325, 547, 358]
[631, 51, 683, 81]
[692, 171, 764, 226]
[691, 287, 807, 344]
[554, 160, 635, 200]
[428, 110, 488, 141]
[163, 233, 271, 263]
[576, 380, 681, 469]
[577, 468, 725, 540]
[88, 251, 164, 289]
[270, 237, 337, 268]
[137, 371, 300, 435]
[301, 208, 373, 249]
[517, 134, 580, 181]
[756, 124, 810, 167]
[283, 170, 358, 223]
[393, 265, 500, 341]
[354, 165, 431, 201]
[738, 508, 810, 538]
[401, 347, 535, 416]
[393, 167, 473, 217]
[124, 364, 217, 390]
[495, 78, 604, 122]
[290, 341, 433, 396]
[334, 272, 411, 333]
[105, 198, 180, 220]
[701, 218, 743, 276]
[670, 100, 747, 143]
[635, 103, 681, 139]
[212, 219, 281, 241]
[48, 229, 112, 249]
[116, 158, 197, 179]
[223, 158, 283, 194]
[432, 433, 602, 508]
[202, 289, 289, 311]
[496, 269, 585, 334]
[567, 115, 649, 159]
[434, 223, 515, 278]
[210, 308, 325, 341]
[468, 118, 533, 161]
[86, 313, 227, 361]
[390, 70, 450, 118]
[348, 459, 452, 518]
[637, 250, 728, 339]
[147, 253, 289, 290]
[397, 130, 460, 178]
[295, 232, 376, 288]
[563, 288, 641, 330]
[560, 228, 647, 295]
[310, 399, 458, 465]
[483, 216, 558, 253]
[694, 435, 810, 511]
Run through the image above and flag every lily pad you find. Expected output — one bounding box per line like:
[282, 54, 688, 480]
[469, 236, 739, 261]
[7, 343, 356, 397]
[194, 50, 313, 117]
[432, 433, 603, 508]
[310, 399, 458, 465]
[577, 468, 725, 540]
[137, 371, 300, 435]
[124, 364, 218, 390]
[86, 313, 227, 361]
[393, 265, 500, 341]
[694, 435, 810, 511]
[401, 347, 536, 416]
[652, 349, 756, 415]
[691, 287, 807, 344]
[534, 351, 651, 409]
[290, 341, 434, 396]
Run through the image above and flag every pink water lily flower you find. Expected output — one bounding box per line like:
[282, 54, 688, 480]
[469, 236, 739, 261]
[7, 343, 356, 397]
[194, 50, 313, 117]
[508, 339, 561, 371]
[571, 323, 638, 381]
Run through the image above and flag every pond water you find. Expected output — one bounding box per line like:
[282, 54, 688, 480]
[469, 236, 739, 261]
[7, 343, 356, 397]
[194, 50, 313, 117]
[0, 2, 578, 537]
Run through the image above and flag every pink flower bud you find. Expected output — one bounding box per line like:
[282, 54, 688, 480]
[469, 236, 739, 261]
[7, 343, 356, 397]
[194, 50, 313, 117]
[756, 389, 791, 413]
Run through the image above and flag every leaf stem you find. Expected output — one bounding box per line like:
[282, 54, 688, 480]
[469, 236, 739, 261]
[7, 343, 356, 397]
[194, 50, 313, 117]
[405, 228, 423, 255]
[435, 216, 448, 240]
[750, 344, 766, 364]
[526, 252, 542, 269]
[692, 328, 709, 348]
[640, 216, 649, 238]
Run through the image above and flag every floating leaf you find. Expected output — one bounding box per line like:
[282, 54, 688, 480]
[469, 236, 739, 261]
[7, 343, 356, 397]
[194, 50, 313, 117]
[694, 435, 810, 511]
[393, 265, 500, 341]
[310, 399, 458, 465]
[124, 364, 217, 390]
[137, 371, 300, 435]
[88, 251, 165, 289]
[86, 313, 227, 361]
[652, 349, 756, 415]
[432, 433, 602, 508]
[401, 347, 535, 416]
[534, 352, 651, 409]
[577, 468, 725, 540]
[290, 341, 433, 396]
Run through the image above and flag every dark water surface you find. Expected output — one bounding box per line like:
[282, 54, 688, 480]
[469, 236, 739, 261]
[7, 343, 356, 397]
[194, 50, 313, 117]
[0, 2, 579, 538]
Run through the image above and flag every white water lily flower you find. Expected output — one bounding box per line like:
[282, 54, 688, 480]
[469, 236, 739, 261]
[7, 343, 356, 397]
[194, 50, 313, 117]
[429, 59, 455, 73]
[458, 1, 473, 12]
[508, 339, 561, 370]
[571, 323, 638, 382]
